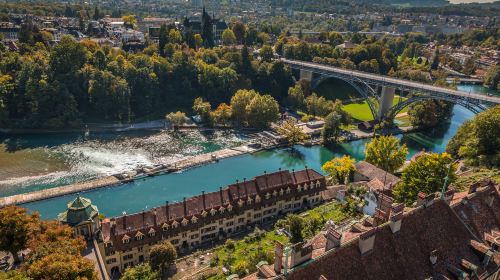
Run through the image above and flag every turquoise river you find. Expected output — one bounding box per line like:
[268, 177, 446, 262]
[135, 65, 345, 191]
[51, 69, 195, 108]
[2, 85, 497, 219]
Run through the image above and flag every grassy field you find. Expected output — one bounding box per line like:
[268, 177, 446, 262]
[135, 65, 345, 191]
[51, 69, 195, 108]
[342, 95, 408, 122]
[315, 78, 361, 101]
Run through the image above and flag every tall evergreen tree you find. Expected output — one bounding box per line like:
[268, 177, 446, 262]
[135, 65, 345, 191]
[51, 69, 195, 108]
[201, 7, 214, 48]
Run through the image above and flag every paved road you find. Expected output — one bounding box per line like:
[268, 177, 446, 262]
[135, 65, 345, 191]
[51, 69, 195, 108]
[282, 59, 500, 104]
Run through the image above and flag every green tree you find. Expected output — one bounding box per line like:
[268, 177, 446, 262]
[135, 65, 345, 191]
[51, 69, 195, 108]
[149, 241, 177, 276]
[121, 263, 159, 280]
[201, 8, 214, 48]
[193, 97, 212, 123]
[260, 45, 274, 63]
[0, 270, 30, 280]
[122, 15, 137, 29]
[287, 83, 305, 110]
[393, 153, 456, 205]
[277, 119, 309, 146]
[365, 135, 408, 173]
[168, 29, 182, 44]
[408, 100, 453, 127]
[430, 47, 440, 70]
[232, 22, 246, 44]
[194, 34, 203, 50]
[322, 112, 343, 144]
[322, 155, 356, 184]
[222, 29, 237, 46]
[247, 94, 280, 129]
[0, 206, 37, 263]
[446, 105, 500, 167]
[158, 24, 168, 56]
[230, 89, 258, 125]
[286, 214, 304, 244]
[166, 111, 187, 129]
[484, 66, 500, 90]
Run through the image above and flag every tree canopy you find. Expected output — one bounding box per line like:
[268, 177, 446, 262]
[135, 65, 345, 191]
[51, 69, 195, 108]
[446, 105, 500, 167]
[393, 152, 456, 205]
[365, 135, 408, 173]
[322, 155, 356, 184]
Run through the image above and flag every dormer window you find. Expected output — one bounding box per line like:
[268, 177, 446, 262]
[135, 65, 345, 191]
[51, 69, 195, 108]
[122, 235, 130, 244]
[255, 195, 261, 203]
[135, 232, 144, 241]
[316, 180, 321, 188]
[162, 223, 169, 231]
[210, 208, 217, 216]
[238, 199, 244, 207]
[192, 216, 198, 223]
[298, 185, 303, 192]
[286, 187, 291, 194]
[279, 189, 284, 196]
[148, 228, 156, 237]
[273, 190, 278, 197]
[172, 220, 179, 228]
[227, 204, 233, 212]
[265, 193, 271, 199]
[202, 210, 208, 217]
[181, 218, 189, 226]
[247, 197, 253, 204]
[219, 206, 225, 214]
[304, 184, 308, 190]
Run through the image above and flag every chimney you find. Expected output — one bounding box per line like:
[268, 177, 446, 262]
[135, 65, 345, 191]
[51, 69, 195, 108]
[219, 187, 224, 204]
[142, 210, 145, 226]
[324, 226, 342, 251]
[444, 187, 455, 204]
[183, 197, 187, 216]
[166, 201, 170, 219]
[274, 241, 284, 274]
[487, 190, 495, 207]
[110, 218, 116, 236]
[429, 250, 438, 265]
[153, 209, 157, 226]
[290, 242, 313, 268]
[202, 191, 206, 209]
[468, 182, 478, 194]
[389, 212, 403, 234]
[305, 166, 310, 180]
[123, 215, 127, 230]
[416, 192, 427, 207]
[358, 228, 376, 255]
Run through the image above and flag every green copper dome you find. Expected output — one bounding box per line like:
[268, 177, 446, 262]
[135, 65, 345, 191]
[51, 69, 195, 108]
[58, 196, 99, 226]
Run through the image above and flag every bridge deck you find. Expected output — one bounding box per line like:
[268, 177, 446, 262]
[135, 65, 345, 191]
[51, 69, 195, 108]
[282, 59, 500, 104]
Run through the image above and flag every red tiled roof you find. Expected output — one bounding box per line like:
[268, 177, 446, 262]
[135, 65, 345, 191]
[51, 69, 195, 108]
[100, 169, 326, 252]
[287, 186, 500, 280]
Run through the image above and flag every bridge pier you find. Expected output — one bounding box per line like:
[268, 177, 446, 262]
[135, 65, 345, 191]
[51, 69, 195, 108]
[299, 69, 313, 82]
[377, 86, 395, 120]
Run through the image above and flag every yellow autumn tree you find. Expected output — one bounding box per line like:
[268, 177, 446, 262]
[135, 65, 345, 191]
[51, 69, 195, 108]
[321, 155, 356, 184]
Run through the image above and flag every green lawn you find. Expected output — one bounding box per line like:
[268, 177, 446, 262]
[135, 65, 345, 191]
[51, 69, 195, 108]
[342, 95, 408, 122]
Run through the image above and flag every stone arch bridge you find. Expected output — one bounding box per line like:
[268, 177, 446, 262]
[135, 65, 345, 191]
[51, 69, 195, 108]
[282, 59, 500, 121]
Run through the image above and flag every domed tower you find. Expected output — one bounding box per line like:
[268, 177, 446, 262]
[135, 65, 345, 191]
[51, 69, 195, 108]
[58, 196, 100, 239]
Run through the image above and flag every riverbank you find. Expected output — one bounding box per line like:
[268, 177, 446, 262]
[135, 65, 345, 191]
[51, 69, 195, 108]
[0, 124, 421, 207]
[0, 140, 270, 207]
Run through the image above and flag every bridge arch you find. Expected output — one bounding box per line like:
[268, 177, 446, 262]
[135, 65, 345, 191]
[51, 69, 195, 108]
[385, 94, 487, 119]
[311, 74, 379, 120]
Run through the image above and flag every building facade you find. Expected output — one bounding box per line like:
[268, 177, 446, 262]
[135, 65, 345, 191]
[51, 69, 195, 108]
[58, 196, 100, 240]
[98, 168, 326, 276]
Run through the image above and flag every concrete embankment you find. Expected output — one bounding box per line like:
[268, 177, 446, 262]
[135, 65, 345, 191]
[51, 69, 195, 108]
[0, 143, 265, 207]
[0, 176, 121, 207]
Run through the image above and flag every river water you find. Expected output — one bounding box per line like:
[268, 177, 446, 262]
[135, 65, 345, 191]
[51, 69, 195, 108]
[3, 85, 497, 219]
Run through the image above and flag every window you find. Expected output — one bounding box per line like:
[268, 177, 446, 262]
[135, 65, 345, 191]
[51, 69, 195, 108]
[226, 221, 234, 227]
[171, 239, 179, 245]
[238, 218, 245, 223]
[182, 233, 187, 238]
[123, 254, 133, 261]
[106, 258, 117, 264]
[138, 247, 143, 252]
[190, 234, 199, 239]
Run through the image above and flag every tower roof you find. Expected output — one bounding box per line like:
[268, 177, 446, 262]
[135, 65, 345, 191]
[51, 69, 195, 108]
[58, 196, 99, 226]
